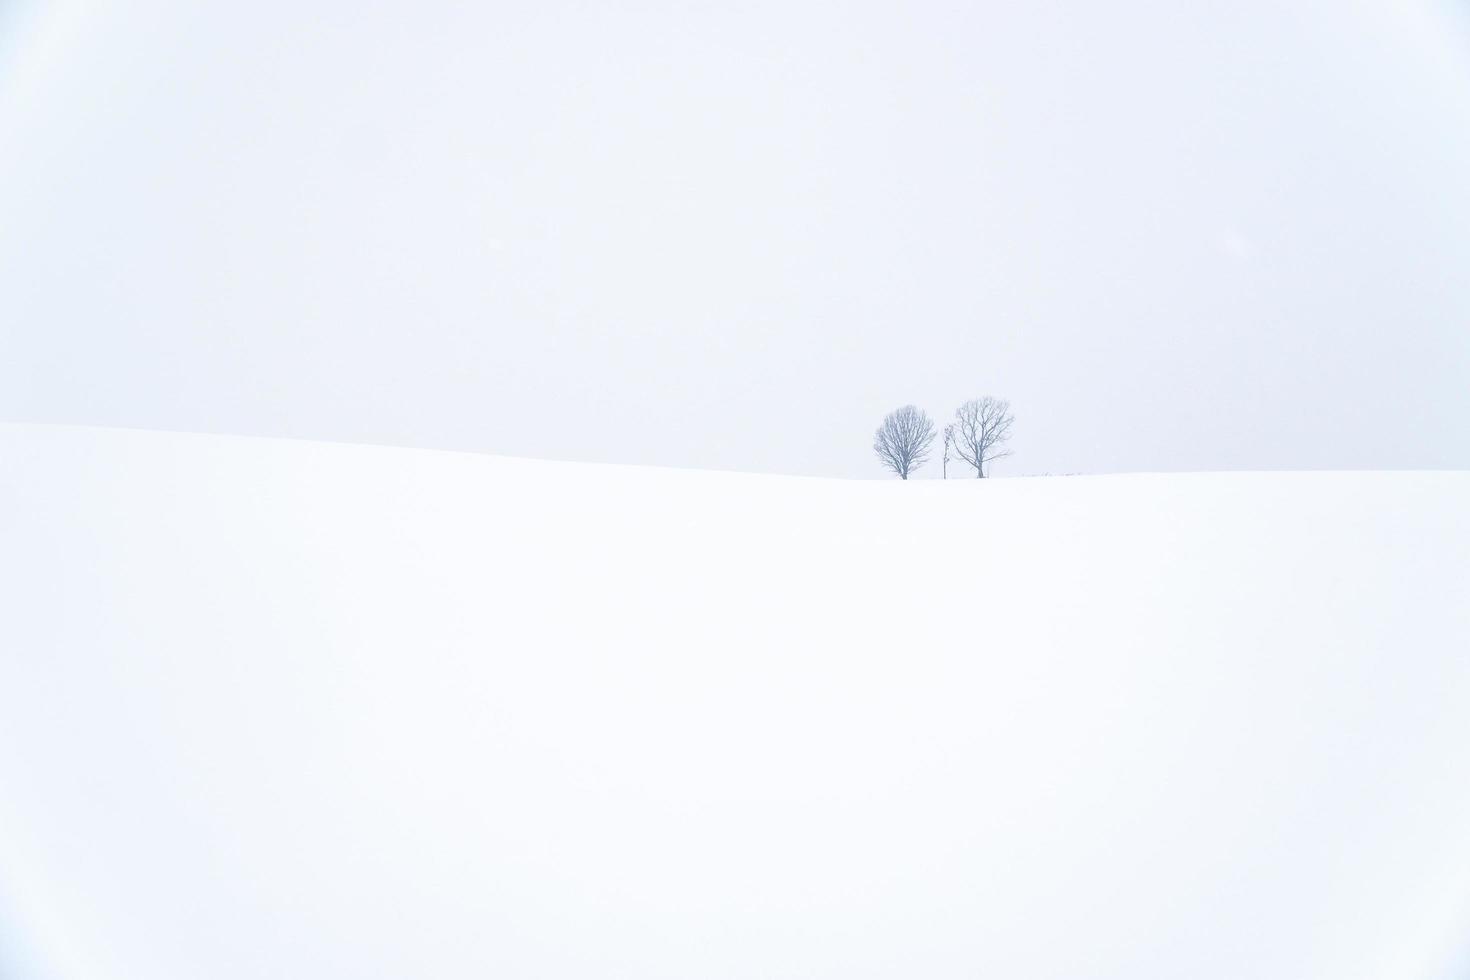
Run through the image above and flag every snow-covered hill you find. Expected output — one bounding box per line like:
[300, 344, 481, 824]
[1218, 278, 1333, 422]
[2, 423, 1468, 979]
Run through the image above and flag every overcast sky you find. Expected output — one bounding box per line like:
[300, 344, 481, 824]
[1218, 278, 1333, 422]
[2, 0, 1468, 477]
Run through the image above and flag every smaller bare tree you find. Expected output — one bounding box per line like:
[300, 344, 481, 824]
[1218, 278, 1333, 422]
[873, 405, 936, 480]
[952, 397, 1014, 478]
[941, 424, 954, 479]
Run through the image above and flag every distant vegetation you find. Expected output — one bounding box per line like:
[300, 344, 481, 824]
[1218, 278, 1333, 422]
[874, 397, 1013, 479]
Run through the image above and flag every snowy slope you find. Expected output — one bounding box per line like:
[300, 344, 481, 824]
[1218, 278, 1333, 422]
[1, 423, 1469, 980]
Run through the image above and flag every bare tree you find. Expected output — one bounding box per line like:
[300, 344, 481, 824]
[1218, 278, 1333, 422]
[951, 397, 1014, 478]
[941, 424, 954, 479]
[873, 405, 936, 479]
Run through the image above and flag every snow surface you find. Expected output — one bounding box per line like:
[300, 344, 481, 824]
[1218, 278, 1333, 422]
[1, 423, 1469, 979]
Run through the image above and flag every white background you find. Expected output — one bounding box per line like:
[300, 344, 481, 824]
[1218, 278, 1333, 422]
[2, 0, 1469, 476]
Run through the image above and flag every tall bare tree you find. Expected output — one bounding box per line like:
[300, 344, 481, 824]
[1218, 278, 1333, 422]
[873, 405, 936, 480]
[952, 397, 1014, 478]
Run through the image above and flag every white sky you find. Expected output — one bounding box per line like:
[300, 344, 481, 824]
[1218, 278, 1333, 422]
[2, 0, 1468, 477]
